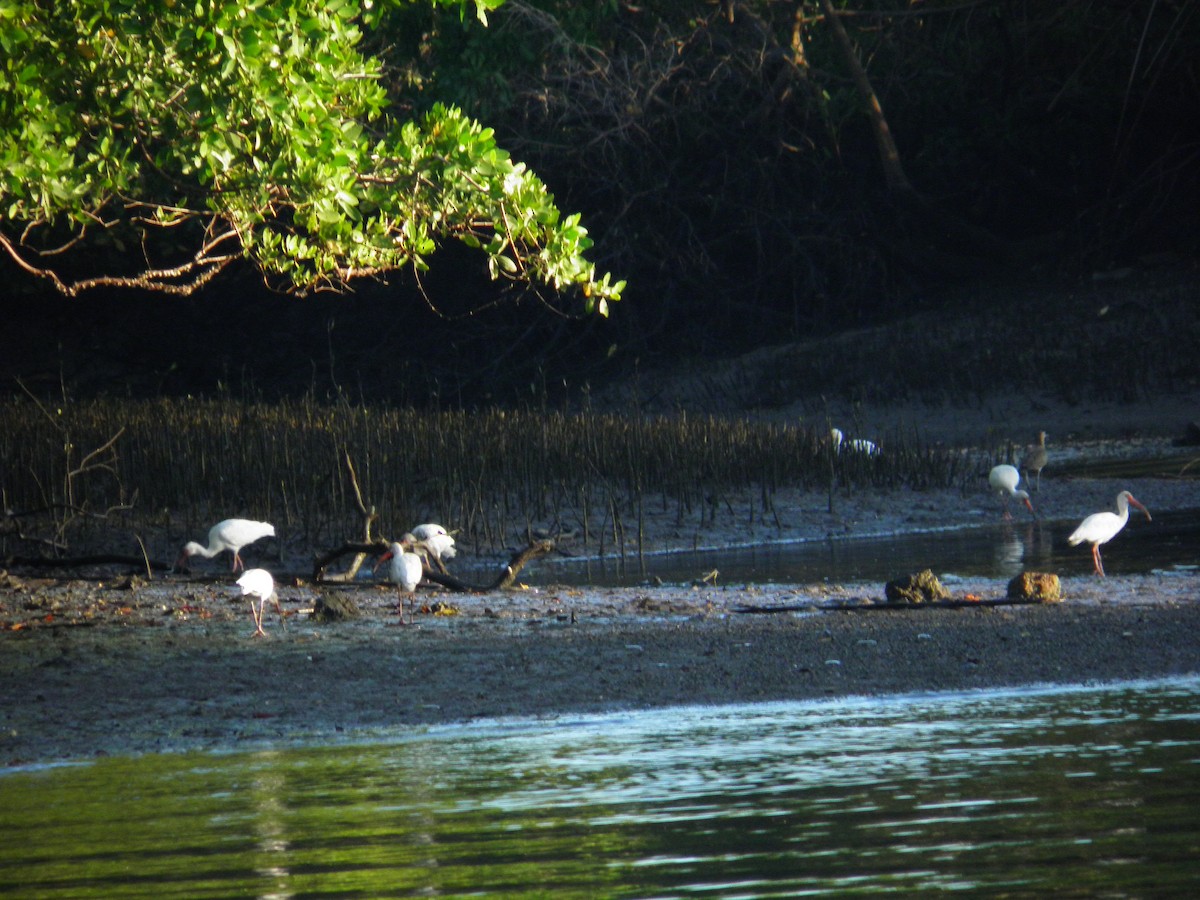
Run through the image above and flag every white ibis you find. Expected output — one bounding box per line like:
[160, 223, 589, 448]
[235, 567, 282, 638]
[989, 464, 1034, 519]
[411, 522, 456, 571]
[1023, 431, 1048, 492]
[177, 519, 275, 573]
[1068, 490, 1151, 577]
[375, 534, 424, 622]
[830, 428, 880, 456]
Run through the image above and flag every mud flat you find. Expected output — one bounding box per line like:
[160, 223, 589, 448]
[2, 568, 1198, 767]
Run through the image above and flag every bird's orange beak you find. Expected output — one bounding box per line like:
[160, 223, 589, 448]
[373, 550, 394, 574]
[1129, 497, 1152, 522]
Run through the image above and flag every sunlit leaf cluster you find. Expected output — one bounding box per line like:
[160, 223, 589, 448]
[0, 0, 622, 308]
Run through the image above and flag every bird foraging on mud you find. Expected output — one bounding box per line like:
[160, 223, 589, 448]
[989, 464, 1035, 520]
[236, 567, 283, 638]
[177, 519, 275, 573]
[1068, 490, 1151, 577]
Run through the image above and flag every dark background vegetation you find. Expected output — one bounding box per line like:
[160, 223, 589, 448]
[4, 0, 1198, 407]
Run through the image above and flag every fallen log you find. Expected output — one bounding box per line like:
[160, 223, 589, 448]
[314, 539, 557, 592]
[312, 541, 391, 583]
[310, 450, 386, 583]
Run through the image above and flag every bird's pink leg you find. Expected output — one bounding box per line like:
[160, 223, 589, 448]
[396, 591, 412, 625]
[1092, 544, 1106, 577]
[249, 598, 267, 637]
[232, 552, 244, 573]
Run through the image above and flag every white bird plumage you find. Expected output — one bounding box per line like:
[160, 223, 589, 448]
[235, 567, 281, 638]
[988, 464, 1034, 519]
[376, 534, 424, 622]
[178, 518, 275, 572]
[410, 522, 457, 570]
[1068, 490, 1151, 577]
[830, 428, 880, 456]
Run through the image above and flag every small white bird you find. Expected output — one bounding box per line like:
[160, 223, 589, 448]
[177, 519, 275, 573]
[236, 568, 282, 638]
[375, 535, 424, 622]
[989, 464, 1034, 519]
[830, 428, 880, 456]
[410, 522, 457, 570]
[1068, 490, 1151, 577]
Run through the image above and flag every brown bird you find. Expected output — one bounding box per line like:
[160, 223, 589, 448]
[1023, 431, 1048, 492]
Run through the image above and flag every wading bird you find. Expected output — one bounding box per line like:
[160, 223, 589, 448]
[376, 534, 424, 623]
[989, 464, 1035, 519]
[411, 522, 457, 571]
[236, 567, 282, 638]
[830, 428, 880, 456]
[1068, 490, 1151, 576]
[177, 519, 275, 573]
[1023, 431, 1048, 492]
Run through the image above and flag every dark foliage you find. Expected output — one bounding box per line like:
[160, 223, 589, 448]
[4, 0, 1198, 405]
[405, 0, 1199, 359]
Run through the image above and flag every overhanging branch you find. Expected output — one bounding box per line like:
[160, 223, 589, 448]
[0, 226, 239, 297]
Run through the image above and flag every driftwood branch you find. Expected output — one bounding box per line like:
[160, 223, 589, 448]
[427, 539, 557, 592]
[314, 450, 382, 583]
[313, 539, 556, 591]
[312, 447, 558, 588]
[312, 540, 390, 583]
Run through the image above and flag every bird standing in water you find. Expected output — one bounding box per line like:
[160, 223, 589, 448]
[236, 568, 282, 637]
[177, 519, 275, 573]
[1023, 431, 1048, 492]
[1068, 490, 1151, 576]
[989, 464, 1035, 519]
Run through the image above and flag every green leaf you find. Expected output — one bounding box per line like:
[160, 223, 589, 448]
[0, 0, 623, 312]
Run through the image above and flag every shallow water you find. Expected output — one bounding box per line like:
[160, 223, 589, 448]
[1, 677, 1198, 898]
[535, 508, 1200, 587]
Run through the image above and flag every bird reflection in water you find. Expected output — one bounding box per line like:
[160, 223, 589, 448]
[992, 522, 1047, 579]
[993, 527, 1025, 578]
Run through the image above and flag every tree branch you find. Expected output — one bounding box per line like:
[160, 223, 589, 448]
[0, 228, 237, 297]
[816, 0, 914, 195]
